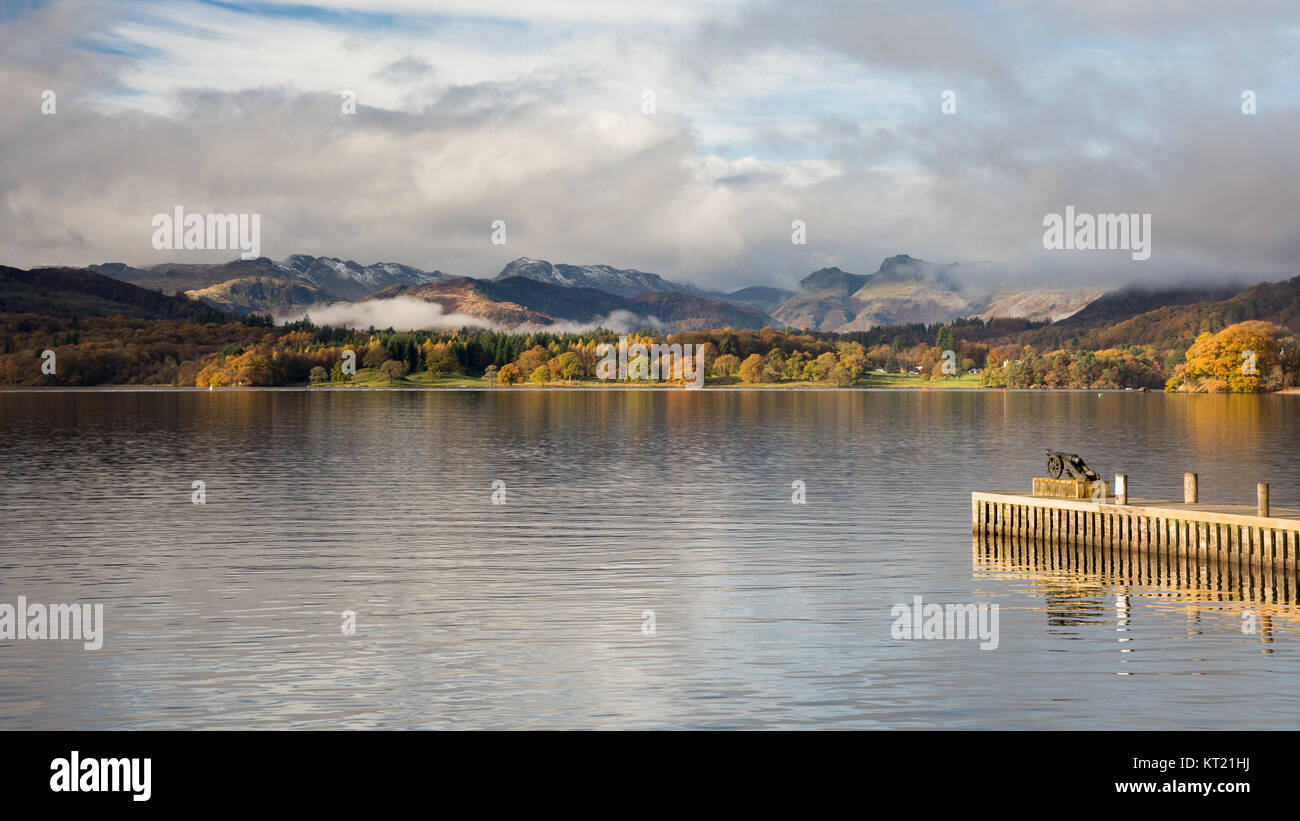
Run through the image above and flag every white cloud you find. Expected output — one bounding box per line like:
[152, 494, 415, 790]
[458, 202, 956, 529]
[280, 298, 667, 334]
[282, 296, 498, 330]
[519, 310, 668, 335]
[3, 0, 1300, 293]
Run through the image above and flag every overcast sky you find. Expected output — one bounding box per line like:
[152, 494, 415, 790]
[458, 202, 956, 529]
[1, 0, 1298, 291]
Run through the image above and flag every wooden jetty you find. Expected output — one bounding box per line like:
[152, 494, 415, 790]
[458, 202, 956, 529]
[973, 473, 1300, 571]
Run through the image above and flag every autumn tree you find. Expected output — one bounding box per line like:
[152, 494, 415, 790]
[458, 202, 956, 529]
[516, 345, 550, 376]
[496, 362, 522, 385]
[698, 341, 719, 376]
[1167, 321, 1282, 393]
[782, 350, 808, 381]
[379, 359, 408, 384]
[362, 343, 391, 370]
[424, 342, 460, 380]
[738, 353, 765, 383]
[712, 354, 740, 377]
[815, 352, 838, 381]
[763, 349, 785, 382]
[548, 351, 584, 380]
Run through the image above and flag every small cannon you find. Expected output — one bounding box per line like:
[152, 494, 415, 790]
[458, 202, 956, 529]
[1045, 450, 1099, 482]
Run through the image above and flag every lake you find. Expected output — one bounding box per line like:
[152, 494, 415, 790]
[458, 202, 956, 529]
[1, 388, 1297, 729]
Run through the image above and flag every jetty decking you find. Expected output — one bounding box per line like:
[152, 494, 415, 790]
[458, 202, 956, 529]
[972, 491, 1300, 571]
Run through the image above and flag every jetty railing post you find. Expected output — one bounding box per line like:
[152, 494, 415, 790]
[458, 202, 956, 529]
[1258, 483, 1270, 517]
[1115, 474, 1128, 505]
[1184, 472, 1198, 504]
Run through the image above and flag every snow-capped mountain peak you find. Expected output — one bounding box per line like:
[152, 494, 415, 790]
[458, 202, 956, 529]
[494, 257, 716, 299]
[280, 254, 447, 300]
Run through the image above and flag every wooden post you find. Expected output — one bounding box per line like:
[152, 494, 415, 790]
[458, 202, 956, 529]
[1184, 472, 1198, 504]
[1258, 483, 1270, 517]
[1115, 474, 1127, 505]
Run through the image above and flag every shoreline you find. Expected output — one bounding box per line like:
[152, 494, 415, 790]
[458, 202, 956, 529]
[3, 384, 1296, 394]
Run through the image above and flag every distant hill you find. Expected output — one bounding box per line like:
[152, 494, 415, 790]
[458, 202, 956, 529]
[185, 276, 329, 316]
[372, 278, 556, 326]
[961, 276, 1300, 355]
[622, 291, 772, 331]
[97, 255, 450, 304]
[723, 286, 794, 314]
[26, 252, 1287, 339]
[836, 256, 973, 331]
[1057, 283, 1244, 328]
[494, 257, 720, 300]
[771, 255, 1101, 331]
[474, 276, 628, 320]
[976, 285, 1107, 323]
[0, 265, 226, 321]
[281, 254, 449, 301]
[96, 258, 290, 295]
[1085, 276, 1300, 349]
[374, 275, 771, 331]
[770, 267, 873, 330]
[23, 256, 771, 330]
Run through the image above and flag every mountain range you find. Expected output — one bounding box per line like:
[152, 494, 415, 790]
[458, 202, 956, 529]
[769, 255, 1104, 331]
[6, 253, 1275, 338]
[58, 253, 1103, 332]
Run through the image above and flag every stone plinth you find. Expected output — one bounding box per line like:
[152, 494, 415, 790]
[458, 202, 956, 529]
[1032, 477, 1109, 500]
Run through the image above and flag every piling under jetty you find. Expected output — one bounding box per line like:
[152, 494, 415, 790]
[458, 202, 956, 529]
[972, 490, 1300, 571]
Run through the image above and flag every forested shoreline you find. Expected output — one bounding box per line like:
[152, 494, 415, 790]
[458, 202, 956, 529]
[1, 311, 1296, 392]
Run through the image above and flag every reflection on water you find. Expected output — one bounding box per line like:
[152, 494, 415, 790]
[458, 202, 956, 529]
[975, 531, 1300, 649]
[1, 388, 1299, 729]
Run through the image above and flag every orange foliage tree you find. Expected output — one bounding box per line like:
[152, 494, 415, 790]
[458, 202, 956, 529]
[1166, 321, 1282, 393]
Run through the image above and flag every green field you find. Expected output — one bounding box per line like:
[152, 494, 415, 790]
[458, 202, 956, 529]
[308, 367, 984, 389]
[310, 368, 485, 388]
[708, 371, 982, 389]
[861, 371, 983, 388]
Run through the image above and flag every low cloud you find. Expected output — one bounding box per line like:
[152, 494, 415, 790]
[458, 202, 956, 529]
[519, 310, 669, 335]
[280, 299, 668, 334]
[282, 297, 500, 331]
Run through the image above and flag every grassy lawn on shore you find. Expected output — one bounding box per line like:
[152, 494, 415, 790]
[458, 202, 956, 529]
[709, 371, 982, 389]
[308, 368, 984, 389]
[310, 368, 484, 388]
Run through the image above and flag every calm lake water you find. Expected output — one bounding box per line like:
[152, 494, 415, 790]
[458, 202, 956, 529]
[1, 388, 1298, 729]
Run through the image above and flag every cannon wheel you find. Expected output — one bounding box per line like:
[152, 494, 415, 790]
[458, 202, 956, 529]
[1047, 453, 1064, 479]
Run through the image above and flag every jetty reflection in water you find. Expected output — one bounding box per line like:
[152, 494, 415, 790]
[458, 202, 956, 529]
[974, 531, 1300, 650]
